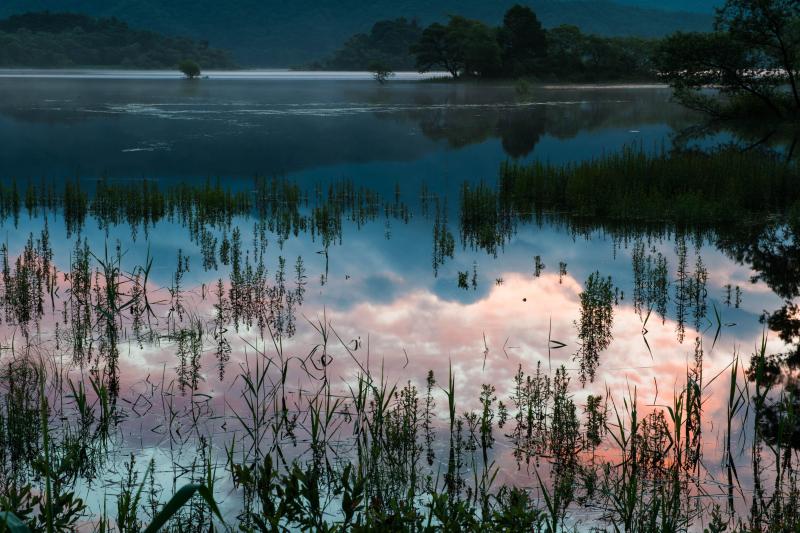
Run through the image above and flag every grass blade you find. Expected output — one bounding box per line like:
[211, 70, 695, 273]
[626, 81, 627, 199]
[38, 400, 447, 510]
[143, 484, 224, 533]
[0, 512, 30, 533]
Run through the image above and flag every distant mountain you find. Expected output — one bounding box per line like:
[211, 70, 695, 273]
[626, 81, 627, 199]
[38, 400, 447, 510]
[0, 12, 235, 68]
[0, 1, 714, 66]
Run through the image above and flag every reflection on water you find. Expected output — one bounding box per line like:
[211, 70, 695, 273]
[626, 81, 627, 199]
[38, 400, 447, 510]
[0, 78, 797, 529]
[0, 69, 447, 80]
[0, 76, 692, 180]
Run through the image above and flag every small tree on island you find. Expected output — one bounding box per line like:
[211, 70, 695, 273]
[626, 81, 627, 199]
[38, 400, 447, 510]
[179, 60, 201, 79]
[369, 61, 394, 84]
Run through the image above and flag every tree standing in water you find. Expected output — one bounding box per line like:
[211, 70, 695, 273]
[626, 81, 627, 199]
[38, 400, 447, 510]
[369, 60, 394, 84]
[179, 59, 201, 79]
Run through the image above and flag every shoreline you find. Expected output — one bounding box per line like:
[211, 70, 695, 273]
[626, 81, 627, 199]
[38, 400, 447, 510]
[0, 68, 668, 87]
[0, 68, 441, 81]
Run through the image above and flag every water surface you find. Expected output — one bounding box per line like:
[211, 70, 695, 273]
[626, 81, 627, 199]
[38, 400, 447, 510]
[0, 72, 784, 528]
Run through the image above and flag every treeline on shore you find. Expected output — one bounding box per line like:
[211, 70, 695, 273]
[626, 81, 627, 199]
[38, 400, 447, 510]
[312, 6, 658, 82]
[0, 12, 235, 69]
[313, 0, 800, 123]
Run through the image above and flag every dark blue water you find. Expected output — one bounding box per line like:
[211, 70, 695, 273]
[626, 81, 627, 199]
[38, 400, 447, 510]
[0, 75, 689, 184]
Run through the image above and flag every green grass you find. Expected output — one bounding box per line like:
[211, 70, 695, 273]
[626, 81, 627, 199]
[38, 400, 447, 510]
[0, 151, 796, 530]
[498, 146, 799, 224]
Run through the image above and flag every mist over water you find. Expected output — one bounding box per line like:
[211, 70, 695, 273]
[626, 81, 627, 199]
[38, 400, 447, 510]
[0, 73, 685, 181]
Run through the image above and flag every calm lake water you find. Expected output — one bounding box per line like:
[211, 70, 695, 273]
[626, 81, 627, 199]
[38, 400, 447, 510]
[0, 72, 683, 180]
[0, 71, 787, 528]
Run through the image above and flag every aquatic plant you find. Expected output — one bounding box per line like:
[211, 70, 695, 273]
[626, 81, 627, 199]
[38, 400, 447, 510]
[0, 159, 795, 531]
[575, 272, 614, 385]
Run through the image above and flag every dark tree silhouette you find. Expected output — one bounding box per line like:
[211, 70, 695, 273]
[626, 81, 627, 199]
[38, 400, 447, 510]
[498, 5, 547, 77]
[412, 16, 499, 78]
[179, 59, 201, 79]
[656, 0, 800, 118]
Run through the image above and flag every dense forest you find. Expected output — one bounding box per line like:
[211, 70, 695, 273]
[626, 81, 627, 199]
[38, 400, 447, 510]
[0, 12, 235, 68]
[0, 0, 712, 65]
[311, 18, 424, 71]
[317, 8, 657, 82]
[656, 0, 800, 120]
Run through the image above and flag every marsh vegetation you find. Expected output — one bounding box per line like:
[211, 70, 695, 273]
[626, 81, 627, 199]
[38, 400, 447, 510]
[0, 146, 795, 531]
[1, 22, 799, 524]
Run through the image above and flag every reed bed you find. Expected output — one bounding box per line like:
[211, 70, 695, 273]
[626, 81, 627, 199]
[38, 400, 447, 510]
[497, 146, 799, 223]
[0, 148, 794, 531]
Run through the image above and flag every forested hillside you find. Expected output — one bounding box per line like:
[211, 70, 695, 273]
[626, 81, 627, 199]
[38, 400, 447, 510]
[0, 0, 713, 65]
[316, 12, 659, 81]
[0, 12, 235, 68]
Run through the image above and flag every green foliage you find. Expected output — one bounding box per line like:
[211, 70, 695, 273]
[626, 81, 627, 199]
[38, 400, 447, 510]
[368, 60, 394, 83]
[656, 0, 800, 119]
[0, 511, 29, 533]
[0, 0, 713, 65]
[143, 483, 223, 533]
[315, 18, 421, 70]
[497, 146, 800, 224]
[178, 59, 201, 78]
[0, 12, 234, 68]
[411, 17, 501, 78]
[408, 9, 656, 80]
[542, 25, 657, 81]
[498, 5, 547, 77]
[575, 273, 615, 385]
[0, 165, 799, 531]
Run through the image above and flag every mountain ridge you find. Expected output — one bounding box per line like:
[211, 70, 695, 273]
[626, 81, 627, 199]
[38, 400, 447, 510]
[0, 0, 714, 66]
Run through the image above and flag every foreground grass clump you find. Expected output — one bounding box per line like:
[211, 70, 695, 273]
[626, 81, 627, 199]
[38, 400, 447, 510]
[0, 333, 789, 532]
[0, 158, 798, 531]
[497, 147, 799, 223]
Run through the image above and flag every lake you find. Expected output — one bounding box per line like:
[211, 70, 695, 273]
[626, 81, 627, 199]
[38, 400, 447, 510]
[0, 71, 790, 530]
